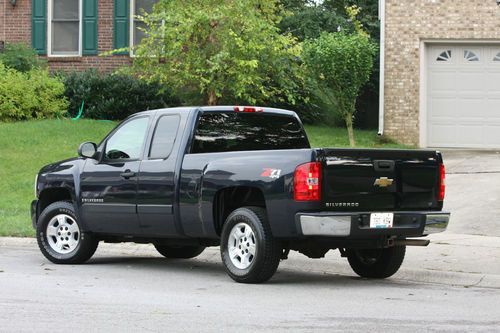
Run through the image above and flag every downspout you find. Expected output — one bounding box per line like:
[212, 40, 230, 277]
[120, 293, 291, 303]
[378, 0, 386, 135]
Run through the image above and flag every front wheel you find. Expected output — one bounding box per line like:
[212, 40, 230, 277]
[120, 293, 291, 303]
[346, 246, 406, 279]
[36, 201, 98, 264]
[220, 207, 282, 284]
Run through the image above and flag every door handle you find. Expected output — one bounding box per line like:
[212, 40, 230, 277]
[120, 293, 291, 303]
[120, 170, 136, 179]
[374, 160, 395, 172]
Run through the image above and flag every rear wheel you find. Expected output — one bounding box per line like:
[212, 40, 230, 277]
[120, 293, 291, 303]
[36, 201, 98, 264]
[154, 244, 205, 259]
[346, 246, 406, 279]
[220, 207, 281, 284]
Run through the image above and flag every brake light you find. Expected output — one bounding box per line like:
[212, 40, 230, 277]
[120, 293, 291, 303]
[294, 162, 322, 201]
[234, 106, 263, 113]
[438, 163, 445, 201]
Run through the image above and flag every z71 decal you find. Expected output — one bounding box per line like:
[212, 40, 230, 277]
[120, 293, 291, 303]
[261, 168, 282, 179]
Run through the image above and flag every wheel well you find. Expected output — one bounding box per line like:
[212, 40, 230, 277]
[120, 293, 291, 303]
[213, 186, 266, 235]
[39, 188, 73, 214]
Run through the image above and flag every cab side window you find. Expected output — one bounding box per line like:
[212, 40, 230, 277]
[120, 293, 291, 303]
[149, 115, 180, 159]
[105, 117, 149, 160]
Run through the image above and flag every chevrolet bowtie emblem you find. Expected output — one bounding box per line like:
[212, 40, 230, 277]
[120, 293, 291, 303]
[374, 177, 394, 187]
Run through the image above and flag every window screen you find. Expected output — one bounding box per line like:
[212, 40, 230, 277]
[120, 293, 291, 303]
[149, 115, 180, 159]
[133, 0, 157, 46]
[51, 0, 80, 55]
[191, 112, 309, 154]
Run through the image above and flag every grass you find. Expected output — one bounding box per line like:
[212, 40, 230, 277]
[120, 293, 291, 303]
[304, 125, 411, 149]
[0, 119, 411, 237]
[0, 119, 115, 237]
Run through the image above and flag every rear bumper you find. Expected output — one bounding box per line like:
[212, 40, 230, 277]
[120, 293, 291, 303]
[31, 200, 38, 229]
[296, 211, 450, 238]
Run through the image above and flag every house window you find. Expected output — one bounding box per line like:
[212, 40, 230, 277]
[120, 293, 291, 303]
[131, 0, 157, 51]
[48, 0, 81, 56]
[493, 52, 500, 62]
[464, 50, 479, 62]
[436, 50, 452, 62]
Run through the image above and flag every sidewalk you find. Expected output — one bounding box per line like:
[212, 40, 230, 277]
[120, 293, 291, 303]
[2, 232, 499, 289]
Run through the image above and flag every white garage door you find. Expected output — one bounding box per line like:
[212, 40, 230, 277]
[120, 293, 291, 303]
[427, 44, 500, 148]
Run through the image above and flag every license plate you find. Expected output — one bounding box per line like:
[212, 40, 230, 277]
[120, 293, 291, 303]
[370, 213, 394, 229]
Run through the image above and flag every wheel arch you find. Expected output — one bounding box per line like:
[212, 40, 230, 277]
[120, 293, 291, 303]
[212, 186, 267, 236]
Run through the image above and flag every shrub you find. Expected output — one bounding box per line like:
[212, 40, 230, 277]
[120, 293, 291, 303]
[62, 70, 180, 120]
[0, 63, 68, 121]
[0, 42, 47, 73]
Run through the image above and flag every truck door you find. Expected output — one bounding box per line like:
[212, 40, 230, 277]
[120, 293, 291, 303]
[136, 113, 182, 236]
[80, 116, 150, 234]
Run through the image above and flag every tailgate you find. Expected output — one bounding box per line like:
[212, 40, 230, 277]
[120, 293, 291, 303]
[320, 148, 441, 211]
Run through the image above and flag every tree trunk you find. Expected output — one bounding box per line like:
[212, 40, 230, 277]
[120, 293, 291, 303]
[345, 113, 356, 147]
[207, 89, 218, 106]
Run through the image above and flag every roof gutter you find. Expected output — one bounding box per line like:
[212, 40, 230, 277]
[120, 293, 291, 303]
[378, 0, 385, 135]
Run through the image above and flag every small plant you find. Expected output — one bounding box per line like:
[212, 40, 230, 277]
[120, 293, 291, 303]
[0, 42, 47, 73]
[0, 63, 67, 121]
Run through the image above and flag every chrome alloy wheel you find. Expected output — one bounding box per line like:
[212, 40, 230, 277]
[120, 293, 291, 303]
[228, 222, 257, 269]
[46, 214, 80, 254]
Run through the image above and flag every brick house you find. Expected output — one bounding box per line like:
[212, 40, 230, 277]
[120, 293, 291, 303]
[0, 0, 156, 72]
[380, 0, 500, 148]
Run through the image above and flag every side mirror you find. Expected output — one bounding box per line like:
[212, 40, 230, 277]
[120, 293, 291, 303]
[78, 142, 97, 159]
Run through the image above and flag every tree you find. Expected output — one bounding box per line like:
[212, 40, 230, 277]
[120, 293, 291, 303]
[280, 0, 381, 129]
[131, 0, 302, 106]
[303, 32, 377, 146]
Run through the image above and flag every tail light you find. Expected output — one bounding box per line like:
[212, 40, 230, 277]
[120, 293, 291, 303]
[294, 162, 322, 201]
[437, 163, 445, 201]
[234, 106, 263, 113]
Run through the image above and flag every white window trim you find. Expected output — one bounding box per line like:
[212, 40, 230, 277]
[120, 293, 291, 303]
[47, 0, 83, 57]
[129, 0, 138, 57]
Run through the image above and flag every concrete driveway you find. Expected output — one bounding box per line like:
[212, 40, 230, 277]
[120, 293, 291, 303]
[441, 150, 500, 236]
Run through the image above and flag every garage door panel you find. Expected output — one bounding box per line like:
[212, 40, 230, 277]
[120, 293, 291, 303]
[456, 71, 487, 92]
[484, 99, 500, 120]
[426, 44, 500, 148]
[428, 123, 457, 146]
[485, 126, 500, 147]
[429, 97, 456, 118]
[428, 71, 457, 92]
[455, 98, 486, 119]
[456, 124, 484, 145]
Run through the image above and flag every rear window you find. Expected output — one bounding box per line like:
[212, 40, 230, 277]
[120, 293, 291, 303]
[191, 112, 310, 154]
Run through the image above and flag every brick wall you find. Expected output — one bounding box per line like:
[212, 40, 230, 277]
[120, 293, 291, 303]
[384, 0, 500, 146]
[0, 0, 31, 44]
[0, 0, 130, 72]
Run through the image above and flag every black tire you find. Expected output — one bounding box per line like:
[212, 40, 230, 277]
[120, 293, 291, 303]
[36, 201, 98, 264]
[220, 207, 281, 284]
[346, 246, 406, 279]
[154, 244, 205, 259]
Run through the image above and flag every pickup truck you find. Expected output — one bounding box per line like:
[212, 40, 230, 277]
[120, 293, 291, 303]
[32, 106, 450, 283]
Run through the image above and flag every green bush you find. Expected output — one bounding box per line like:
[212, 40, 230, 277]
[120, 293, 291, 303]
[0, 42, 47, 72]
[0, 63, 68, 121]
[62, 70, 180, 120]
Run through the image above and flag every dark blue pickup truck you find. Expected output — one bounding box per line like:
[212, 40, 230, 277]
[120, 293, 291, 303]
[32, 106, 450, 283]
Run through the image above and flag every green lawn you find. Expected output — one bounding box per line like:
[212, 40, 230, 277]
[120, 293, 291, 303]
[0, 119, 410, 237]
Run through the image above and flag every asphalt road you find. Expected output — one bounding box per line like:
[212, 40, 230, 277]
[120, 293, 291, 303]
[1, 234, 499, 332]
[1, 150, 500, 332]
